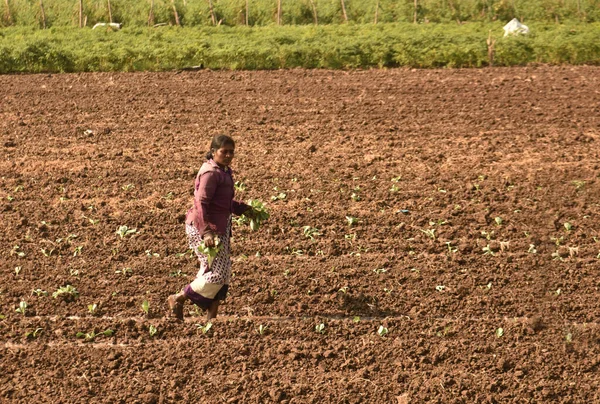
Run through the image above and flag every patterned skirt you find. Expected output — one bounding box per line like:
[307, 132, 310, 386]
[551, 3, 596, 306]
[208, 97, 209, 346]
[183, 219, 231, 310]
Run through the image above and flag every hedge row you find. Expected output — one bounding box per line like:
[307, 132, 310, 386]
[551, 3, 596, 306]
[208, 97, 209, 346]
[0, 22, 598, 73]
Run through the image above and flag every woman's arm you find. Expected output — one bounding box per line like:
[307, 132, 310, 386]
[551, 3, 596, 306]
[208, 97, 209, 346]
[195, 171, 219, 237]
[232, 200, 251, 216]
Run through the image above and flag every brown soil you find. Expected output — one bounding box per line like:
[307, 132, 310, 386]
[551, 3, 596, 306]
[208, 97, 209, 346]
[1, 66, 600, 403]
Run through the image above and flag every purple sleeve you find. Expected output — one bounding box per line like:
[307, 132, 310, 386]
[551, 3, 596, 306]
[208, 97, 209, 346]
[196, 171, 218, 236]
[232, 200, 251, 216]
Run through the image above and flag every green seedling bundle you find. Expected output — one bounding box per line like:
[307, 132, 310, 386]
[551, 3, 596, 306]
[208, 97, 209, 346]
[239, 200, 270, 231]
[197, 236, 222, 268]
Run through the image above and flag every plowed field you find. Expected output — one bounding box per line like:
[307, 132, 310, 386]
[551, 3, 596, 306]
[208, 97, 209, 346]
[1, 66, 600, 403]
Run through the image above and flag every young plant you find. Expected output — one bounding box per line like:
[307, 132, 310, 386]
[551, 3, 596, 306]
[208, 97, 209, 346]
[169, 269, 187, 277]
[445, 242, 457, 253]
[345, 233, 357, 243]
[15, 301, 27, 316]
[315, 323, 326, 334]
[52, 285, 79, 300]
[495, 327, 504, 338]
[345, 216, 358, 226]
[481, 231, 494, 240]
[288, 247, 304, 256]
[149, 324, 158, 337]
[87, 303, 98, 315]
[377, 325, 389, 337]
[420, 228, 436, 240]
[25, 328, 43, 339]
[40, 247, 55, 257]
[197, 322, 213, 334]
[14, 266, 22, 276]
[494, 217, 503, 226]
[482, 245, 495, 256]
[31, 289, 48, 297]
[115, 267, 132, 277]
[234, 181, 246, 192]
[82, 215, 99, 225]
[564, 222, 573, 232]
[552, 250, 563, 261]
[145, 249, 160, 257]
[303, 226, 321, 240]
[271, 192, 287, 201]
[257, 324, 268, 335]
[141, 300, 150, 315]
[76, 329, 113, 342]
[115, 225, 137, 239]
[11, 245, 25, 257]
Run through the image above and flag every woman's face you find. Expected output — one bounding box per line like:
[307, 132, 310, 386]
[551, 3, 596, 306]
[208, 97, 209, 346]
[213, 143, 235, 167]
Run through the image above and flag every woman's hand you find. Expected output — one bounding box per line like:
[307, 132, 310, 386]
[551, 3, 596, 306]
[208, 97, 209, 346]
[203, 232, 216, 247]
[244, 207, 257, 219]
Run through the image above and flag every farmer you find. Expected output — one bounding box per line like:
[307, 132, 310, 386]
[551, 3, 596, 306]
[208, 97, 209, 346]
[168, 134, 254, 321]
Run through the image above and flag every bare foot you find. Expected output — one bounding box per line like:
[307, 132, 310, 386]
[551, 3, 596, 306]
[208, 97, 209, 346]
[167, 294, 184, 321]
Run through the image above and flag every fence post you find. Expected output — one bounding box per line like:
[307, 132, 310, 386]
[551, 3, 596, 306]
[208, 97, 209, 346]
[79, 0, 83, 27]
[413, 0, 417, 24]
[107, 0, 112, 23]
[277, 0, 281, 25]
[4, 0, 12, 25]
[309, 0, 317, 25]
[208, 0, 216, 25]
[148, 0, 154, 26]
[340, 0, 348, 22]
[487, 30, 496, 67]
[40, 0, 46, 28]
[172, 0, 180, 25]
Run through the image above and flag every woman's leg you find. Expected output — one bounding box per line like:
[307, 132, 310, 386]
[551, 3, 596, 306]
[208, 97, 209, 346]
[207, 300, 220, 321]
[167, 291, 186, 320]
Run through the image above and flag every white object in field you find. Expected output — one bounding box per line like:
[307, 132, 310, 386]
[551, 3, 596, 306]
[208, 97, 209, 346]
[92, 22, 122, 30]
[503, 18, 529, 37]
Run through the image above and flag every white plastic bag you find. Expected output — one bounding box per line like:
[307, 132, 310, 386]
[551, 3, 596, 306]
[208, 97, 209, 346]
[503, 18, 529, 37]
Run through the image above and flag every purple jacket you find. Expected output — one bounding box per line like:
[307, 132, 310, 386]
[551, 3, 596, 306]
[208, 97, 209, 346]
[185, 159, 249, 236]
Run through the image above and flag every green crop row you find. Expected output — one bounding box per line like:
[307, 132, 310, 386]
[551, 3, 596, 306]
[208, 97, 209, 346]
[1, 0, 600, 28]
[0, 22, 598, 73]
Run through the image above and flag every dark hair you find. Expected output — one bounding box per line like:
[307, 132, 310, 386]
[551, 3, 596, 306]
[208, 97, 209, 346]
[206, 134, 235, 160]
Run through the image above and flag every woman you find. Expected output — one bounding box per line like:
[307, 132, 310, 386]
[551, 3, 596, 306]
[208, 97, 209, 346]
[168, 134, 253, 321]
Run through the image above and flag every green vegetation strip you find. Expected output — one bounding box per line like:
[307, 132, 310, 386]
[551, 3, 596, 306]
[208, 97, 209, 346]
[0, 22, 599, 73]
[2, 0, 600, 27]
